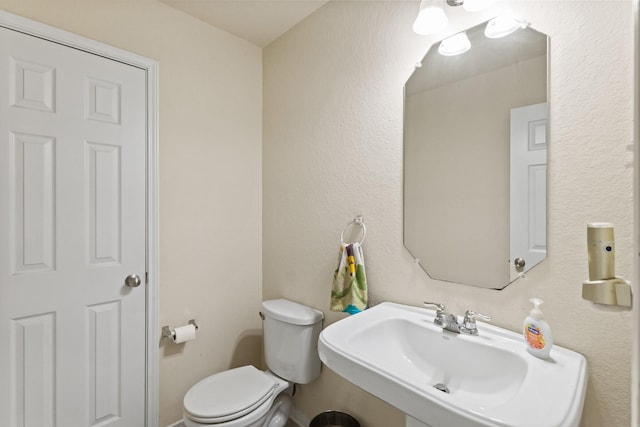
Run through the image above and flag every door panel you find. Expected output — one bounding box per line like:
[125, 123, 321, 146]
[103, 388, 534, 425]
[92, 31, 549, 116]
[509, 103, 548, 282]
[0, 26, 146, 427]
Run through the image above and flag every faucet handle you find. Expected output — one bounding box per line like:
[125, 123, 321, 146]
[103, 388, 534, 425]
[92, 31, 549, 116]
[461, 310, 492, 336]
[464, 310, 491, 321]
[423, 301, 446, 312]
[424, 302, 446, 327]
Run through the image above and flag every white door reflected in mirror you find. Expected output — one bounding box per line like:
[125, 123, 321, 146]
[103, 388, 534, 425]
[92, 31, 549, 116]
[510, 103, 548, 282]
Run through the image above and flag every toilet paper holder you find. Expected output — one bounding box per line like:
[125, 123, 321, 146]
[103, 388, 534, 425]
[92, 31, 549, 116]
[162, 319, 198, 342]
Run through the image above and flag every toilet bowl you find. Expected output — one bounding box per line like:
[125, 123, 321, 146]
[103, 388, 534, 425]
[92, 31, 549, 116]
[183, 300, 324, 427]
[183, 367, 291, 427]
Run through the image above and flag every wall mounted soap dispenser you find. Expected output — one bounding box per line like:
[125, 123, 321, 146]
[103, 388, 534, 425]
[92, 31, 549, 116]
[582, 223, 632, 307]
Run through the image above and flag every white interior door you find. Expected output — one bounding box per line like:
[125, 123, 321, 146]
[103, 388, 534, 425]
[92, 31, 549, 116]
[510, 102, 548, 282]
[0, 26, 147, 426]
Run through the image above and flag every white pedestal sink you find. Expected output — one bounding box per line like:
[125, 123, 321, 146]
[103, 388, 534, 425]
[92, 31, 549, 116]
[318, 302, 588, 427]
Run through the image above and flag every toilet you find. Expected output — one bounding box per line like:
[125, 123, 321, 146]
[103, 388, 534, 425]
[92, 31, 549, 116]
[183, 299, 324, 427]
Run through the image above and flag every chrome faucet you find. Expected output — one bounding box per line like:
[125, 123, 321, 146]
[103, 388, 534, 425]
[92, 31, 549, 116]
[423, 302, 461, 333]
[423, 302, 491, 336]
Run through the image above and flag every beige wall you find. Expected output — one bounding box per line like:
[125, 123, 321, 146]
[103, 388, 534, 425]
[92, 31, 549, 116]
[264, 2, 634, 427]
[0, 1, 263, 425]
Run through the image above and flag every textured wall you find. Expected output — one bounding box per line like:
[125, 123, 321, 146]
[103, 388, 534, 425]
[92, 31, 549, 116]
[0, 1, 264, 425]
[264, 2, 634, 426]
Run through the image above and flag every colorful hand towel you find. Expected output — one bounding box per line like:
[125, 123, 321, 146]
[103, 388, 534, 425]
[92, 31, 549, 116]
[331, 242, 368, 314]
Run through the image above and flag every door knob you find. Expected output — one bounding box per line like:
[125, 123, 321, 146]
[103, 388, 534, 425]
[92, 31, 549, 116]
[514, 258, 526, 270]
[125, 274, 142, 288]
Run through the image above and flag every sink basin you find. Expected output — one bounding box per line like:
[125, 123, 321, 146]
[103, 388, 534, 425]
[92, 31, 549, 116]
[318, 302, 588, 427]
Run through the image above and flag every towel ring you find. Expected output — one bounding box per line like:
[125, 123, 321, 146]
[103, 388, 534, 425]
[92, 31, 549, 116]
[341, 215, 366, 245]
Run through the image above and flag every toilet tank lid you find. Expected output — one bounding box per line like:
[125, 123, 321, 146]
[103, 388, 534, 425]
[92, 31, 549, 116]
[262, 299, 324, 325]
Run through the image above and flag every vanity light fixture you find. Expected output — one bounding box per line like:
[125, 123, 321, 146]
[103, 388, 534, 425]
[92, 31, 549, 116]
[438, 31, 471, 56]
[462, 0, 496, 12]
[412, 0, 494, 36]
[413, 1, 448, 35]
[484, 15, 528, 38]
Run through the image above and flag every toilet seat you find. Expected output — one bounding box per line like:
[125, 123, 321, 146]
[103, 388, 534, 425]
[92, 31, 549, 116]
[184, 366, 277, 424]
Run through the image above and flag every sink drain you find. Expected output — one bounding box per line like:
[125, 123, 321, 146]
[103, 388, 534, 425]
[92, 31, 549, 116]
[433, 383, 450, 394]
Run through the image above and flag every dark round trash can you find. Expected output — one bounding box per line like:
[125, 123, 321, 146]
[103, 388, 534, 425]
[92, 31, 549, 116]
[309, 410, 360, 427]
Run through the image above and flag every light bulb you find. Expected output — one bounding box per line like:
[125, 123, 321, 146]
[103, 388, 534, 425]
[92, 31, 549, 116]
[438, 31, 471, 56]
[412, 5, 448, 35]
[484, 16, 527, 39]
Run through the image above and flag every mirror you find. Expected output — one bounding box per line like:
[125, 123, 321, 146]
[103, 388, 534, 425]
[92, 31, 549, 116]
[403, 20, 548, 289]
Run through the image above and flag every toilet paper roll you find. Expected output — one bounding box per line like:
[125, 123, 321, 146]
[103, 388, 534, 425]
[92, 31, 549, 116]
[173, 324, 196, 344]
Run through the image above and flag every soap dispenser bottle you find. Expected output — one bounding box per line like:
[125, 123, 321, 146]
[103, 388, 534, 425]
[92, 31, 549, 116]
[523, 298, 553, 359]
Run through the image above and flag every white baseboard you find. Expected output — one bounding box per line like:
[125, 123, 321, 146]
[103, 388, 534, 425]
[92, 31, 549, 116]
[166, 421, 185, 427]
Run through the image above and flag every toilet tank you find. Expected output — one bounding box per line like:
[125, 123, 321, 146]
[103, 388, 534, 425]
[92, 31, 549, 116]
[261, 299, 324, 384]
